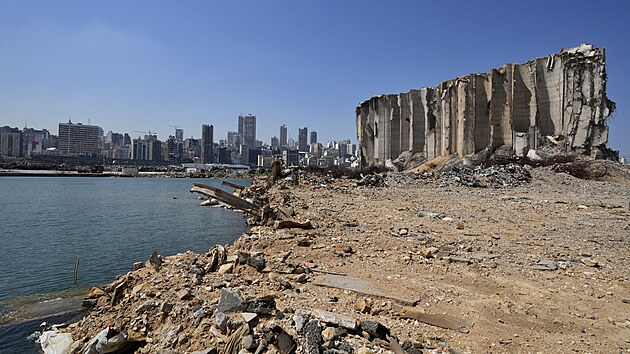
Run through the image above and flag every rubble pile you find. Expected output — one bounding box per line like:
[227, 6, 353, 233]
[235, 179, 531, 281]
[50, 162, 630, 353]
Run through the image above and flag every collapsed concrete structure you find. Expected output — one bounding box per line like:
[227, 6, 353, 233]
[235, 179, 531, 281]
[356, 44, 616, 168]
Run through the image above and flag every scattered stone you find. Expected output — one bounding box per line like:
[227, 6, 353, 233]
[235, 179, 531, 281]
[243, 296, 276, 314]
[241, 312, 258, 323]
[420, 247, 439, 259]
[148, 250, 163, 270]
[133, 261, 145, 271]
[304, 320, 322, 354]
[247, 254, 266, 271]
[218, 288, 245, 313]
[312, 309, 357, 330]
[178, 288, 192, 300]
[191, 348, 218, 354]
[218, 263, 235, 274]
[360, 320, 390, 340]
[241, 334, 257, 350]
[216, 312, 229, 330]
[356, 298, 372, 313]
[581, 258, 600, 267]
[276, 330, 296, 354]
[530, 259, 558, 271]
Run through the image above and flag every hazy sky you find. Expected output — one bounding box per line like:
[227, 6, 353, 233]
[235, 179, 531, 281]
[0, 0, 628, 156]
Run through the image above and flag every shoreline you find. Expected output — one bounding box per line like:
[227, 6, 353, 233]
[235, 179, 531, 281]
[36, 166, 630, 352]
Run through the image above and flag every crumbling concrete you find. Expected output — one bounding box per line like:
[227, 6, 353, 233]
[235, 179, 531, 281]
[356, 44, 616, 167]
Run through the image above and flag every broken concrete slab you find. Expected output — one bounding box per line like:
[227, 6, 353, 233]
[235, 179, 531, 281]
[399, 308, 473, 333]
[313, 274, 418, 306]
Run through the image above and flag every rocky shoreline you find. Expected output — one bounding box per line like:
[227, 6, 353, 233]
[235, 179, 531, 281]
[41, 161, 630, 353]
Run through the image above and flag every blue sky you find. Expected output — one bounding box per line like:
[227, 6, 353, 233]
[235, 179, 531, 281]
[0, 0, 628, 156]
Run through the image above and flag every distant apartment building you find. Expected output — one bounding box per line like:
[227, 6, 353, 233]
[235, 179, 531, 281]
[310, 131, 318, 145]
[0, 126, 22, 157]
[227, 131, 240, 147]
[167, 135, 184, 160]
[270, 136, 280, 150]
[201, 124, 214, 164]
[280, 124, 288, 147]
[298, 127, 308, 152]
[283, 149, 299, 167]
[58, 121, 101, 155]
[238, 114, 256, 147]
[131, 135, 162, 161]
[175, 128, 184, 142]
[22, 128, 50, 156]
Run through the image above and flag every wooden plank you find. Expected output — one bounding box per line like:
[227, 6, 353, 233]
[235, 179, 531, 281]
[399, 307, 473, 333]
[221, 180, 247, 190]
[191, 183, 259, 214]
[313, 274, 418, 306]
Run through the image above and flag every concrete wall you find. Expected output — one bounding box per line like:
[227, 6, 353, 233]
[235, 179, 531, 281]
[356, 44, 616, 166]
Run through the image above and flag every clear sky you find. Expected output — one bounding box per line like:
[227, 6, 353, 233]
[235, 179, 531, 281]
[0, 0, 628, 156]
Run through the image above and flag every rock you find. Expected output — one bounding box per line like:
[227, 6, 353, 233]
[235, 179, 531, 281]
[133, 261, 144, 271]
[83, 327, 128, 354]
[86, 287, 107, 299]
[96, 296, 110, 308]
[356, 298, 371, 313]
[160, 300, 173, 314]
[321, 327, 346, 341]
[218, 288, 245, 313]
[530, 259, 558, 271]
[201, 198, 220, 206]
[342, 246, 354, 254]
[581, 258, 600, 267]
[247, 255, 266, 271]
[216, 312, 229, 331]
[135, 299, 155, 313]
[304, 320, 322, 354]
[192, 348, 218, 354]
[241, 312, 258, 323]
[243, 296, 276, 314]
[218, 263, 234, 274]
[241, 335, 257, 350]
[82, 298, 97, 308]
[359, 320, 390, 340]
[420, 247, 439, 258]
[276, 330, 296, 354]
[312, 309, 357, 330]
[398, 228, 409, 236]
[402, 340, 424, 354]
[178, 288, 192, 300]
[40, 330, 73, 354]
[293, 314, 307, 333]
[357, 347, 374, 354]
[147, 250, 163, 270]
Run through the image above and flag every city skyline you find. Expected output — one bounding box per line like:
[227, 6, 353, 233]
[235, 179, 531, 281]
[0, 1, 628, 157]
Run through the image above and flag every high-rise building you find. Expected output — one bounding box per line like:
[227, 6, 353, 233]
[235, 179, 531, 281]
[175, 128, 184, 142]
[58, 120, 101, 155]
[238, 114, 256, 147]
[131, 135, 162, 161]
[201, 124, 214, 164]
[270, 136, 279, 150]
[310, 131, 318, 145]
[280, 124, 288, 147]
[227, 131, 240, 147]
[298, 127, 308, 152]
[0, 126, 22, 157]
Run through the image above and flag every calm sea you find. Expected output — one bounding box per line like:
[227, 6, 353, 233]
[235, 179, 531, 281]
[0, 176, 250, 351]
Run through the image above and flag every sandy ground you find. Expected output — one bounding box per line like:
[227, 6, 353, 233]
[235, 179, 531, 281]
[60, 162, 630, 353]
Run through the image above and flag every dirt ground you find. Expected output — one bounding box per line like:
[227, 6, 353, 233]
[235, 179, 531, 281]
[60, 162, 630, 353]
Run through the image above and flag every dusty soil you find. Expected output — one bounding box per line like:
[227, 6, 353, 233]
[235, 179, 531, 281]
[60, 162, 630, 353]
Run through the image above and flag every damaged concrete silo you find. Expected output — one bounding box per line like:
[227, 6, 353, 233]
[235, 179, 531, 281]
[356, 44, 617, 168]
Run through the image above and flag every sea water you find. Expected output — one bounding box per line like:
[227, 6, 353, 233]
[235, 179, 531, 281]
[0, 176, 250, 351]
